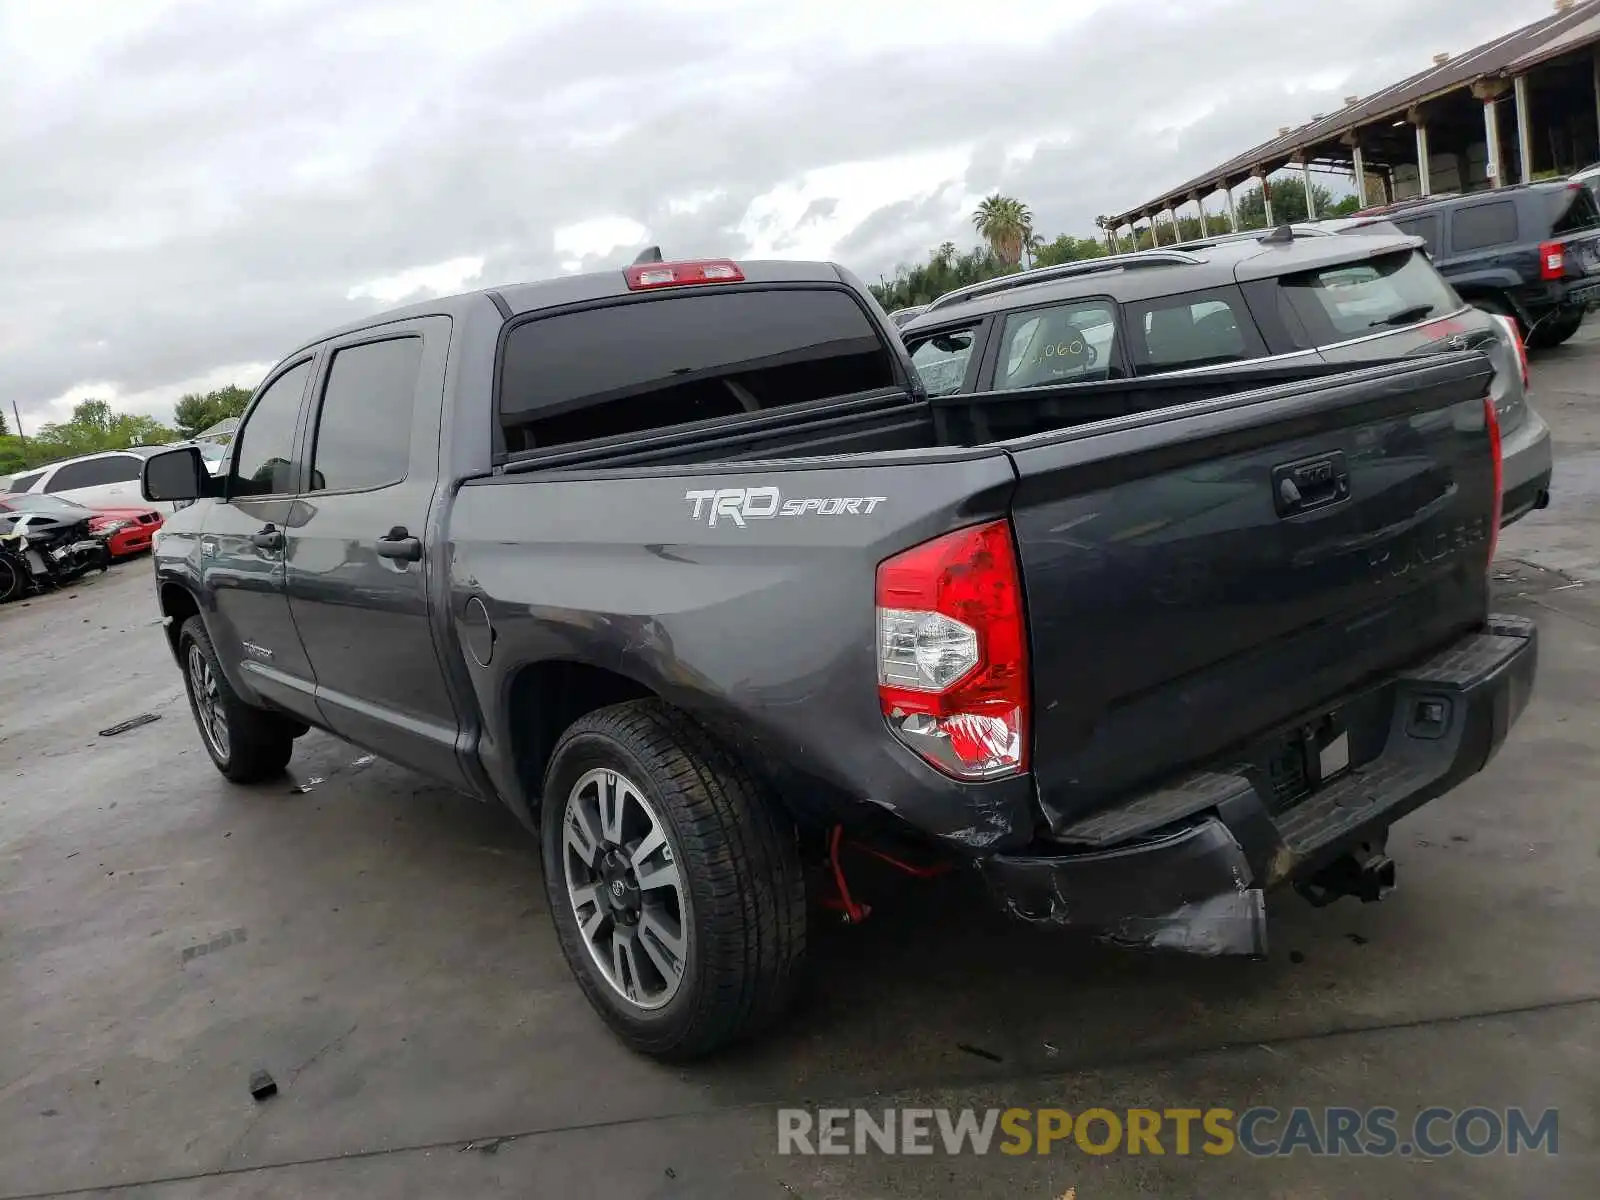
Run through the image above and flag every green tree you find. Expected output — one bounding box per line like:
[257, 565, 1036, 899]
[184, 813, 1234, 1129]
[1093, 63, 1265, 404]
[173, 384, 253, 439]
[1033, 234, 1108, 267]
[0, 407, 9, 438]
[23, 399, 175, 464]
[972, 195, 1032, 267]
[1233, 179, 1342, 228]
[871, 243, 1018, 312]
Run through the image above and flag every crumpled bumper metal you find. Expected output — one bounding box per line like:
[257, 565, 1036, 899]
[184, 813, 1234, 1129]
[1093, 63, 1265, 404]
[976, 817, 1268, 957]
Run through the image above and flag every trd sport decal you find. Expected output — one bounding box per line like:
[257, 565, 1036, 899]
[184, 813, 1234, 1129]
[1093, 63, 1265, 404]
[684, 487, 887, 528]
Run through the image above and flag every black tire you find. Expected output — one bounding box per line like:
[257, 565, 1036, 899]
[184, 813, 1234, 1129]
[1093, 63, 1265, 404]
[0, 552, 25, 603]
[1526, 308, 1584, 350]
[540, 699, 806, 1060]
[177, 615, 295, 783]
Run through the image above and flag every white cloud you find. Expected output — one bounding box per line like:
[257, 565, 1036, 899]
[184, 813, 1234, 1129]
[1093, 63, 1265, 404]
[346, 256, 486, 304]
[740, 147, 972, 260]
[552, 216, 650, 262]
[24, 359, 272, 432]
[0, 0, 1561, 428]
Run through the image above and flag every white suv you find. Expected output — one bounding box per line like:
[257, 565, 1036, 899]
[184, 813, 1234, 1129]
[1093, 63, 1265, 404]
[4, 447, 177, 512]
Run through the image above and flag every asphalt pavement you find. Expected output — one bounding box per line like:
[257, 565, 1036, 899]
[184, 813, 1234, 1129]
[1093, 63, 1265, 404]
[3, 332, 1598, 1198]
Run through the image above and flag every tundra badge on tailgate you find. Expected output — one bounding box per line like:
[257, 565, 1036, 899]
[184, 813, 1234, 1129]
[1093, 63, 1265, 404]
[684, 486, 887, 528]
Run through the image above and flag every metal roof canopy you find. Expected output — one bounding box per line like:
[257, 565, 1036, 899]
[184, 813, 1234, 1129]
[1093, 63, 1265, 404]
[1111, 0, 1600, 224]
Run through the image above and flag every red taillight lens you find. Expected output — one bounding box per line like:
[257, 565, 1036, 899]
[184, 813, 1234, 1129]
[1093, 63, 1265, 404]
[876, 519, 1028, 779]
[1485, 395, 1503, 565]
[1538, 240, 1565, 280]
[624, 259, 744, 290]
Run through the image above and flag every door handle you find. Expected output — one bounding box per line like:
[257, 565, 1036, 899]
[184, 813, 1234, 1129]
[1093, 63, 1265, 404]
[250, 524, 285, 551]
[376, 525, 422, 562]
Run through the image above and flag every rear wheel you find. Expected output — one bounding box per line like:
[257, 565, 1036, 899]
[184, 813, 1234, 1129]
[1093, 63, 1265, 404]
[1468, 294, 1524, 336]
[541, 700, 807, 1060]
[178, 616, 295, 783]
[1526, 308, 1585, 349]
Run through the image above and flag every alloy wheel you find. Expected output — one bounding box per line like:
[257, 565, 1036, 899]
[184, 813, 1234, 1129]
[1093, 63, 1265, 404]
[562, 767, 689, 1011]
[187, 644, 231, 762]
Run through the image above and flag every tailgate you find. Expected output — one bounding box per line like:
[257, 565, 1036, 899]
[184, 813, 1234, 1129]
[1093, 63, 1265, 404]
[1004, 355, 1498, 831]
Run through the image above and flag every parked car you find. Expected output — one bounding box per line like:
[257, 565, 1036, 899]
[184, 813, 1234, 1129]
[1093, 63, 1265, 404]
[0, 493, 162, 558]
[887, 304, 929, 328]
[899, 230, 1551, 527]
[1573, 162, 1600, 207]
[1345, 181, 1600, 348]
[142, 256, 1532, 1059]
[3, 446, 186, 513]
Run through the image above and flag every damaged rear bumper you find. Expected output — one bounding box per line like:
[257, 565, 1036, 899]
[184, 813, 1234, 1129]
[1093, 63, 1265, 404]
[976, 616, 1537, 957]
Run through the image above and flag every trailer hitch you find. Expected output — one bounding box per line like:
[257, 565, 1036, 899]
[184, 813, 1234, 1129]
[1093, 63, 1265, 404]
[1295, 845, 1396, 907]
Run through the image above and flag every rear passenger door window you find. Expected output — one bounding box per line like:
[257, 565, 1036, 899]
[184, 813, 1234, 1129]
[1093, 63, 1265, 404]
[1450, 201, 1518, 252]
[307, 338, 423, 492]
[993, 300, 1118, 390]
[1124, 288, 1266, 375]
[45, 456, 141, 492]
[230, 360, 312, 497]
[906, 327, 979, 396]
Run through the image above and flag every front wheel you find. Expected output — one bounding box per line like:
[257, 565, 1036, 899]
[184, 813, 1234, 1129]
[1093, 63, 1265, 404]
[541, 700, 806, 1060]
[178, 616, 295, 783]
[0, 552, 25, 603]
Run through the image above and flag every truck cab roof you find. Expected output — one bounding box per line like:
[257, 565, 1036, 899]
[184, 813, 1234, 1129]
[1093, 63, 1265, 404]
[292, 259, 859, 357]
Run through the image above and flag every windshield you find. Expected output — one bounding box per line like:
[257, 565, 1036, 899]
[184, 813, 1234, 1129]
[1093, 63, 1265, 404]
[2, 494, 92, 516]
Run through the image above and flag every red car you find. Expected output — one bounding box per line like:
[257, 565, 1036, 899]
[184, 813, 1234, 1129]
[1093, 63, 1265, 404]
[0, 493, 164, 558]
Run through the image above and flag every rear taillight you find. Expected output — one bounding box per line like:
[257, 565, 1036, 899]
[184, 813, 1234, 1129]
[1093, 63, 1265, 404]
[1485, 395, 1503, 564]
[1489, 312, 1529, 392]
[876, 520, 1028, 779]
[624, 259, 744, 290]
[1538, 240, 1565, 280]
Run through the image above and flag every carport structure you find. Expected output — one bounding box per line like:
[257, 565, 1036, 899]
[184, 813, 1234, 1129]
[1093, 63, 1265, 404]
[1107, 0, 1600, 248]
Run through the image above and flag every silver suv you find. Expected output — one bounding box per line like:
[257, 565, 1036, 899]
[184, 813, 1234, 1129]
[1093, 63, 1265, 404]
[898, 230, 1551, 526]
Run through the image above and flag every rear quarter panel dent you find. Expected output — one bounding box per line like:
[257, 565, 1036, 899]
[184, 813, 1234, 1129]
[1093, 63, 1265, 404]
[447, 458, 1040, 850]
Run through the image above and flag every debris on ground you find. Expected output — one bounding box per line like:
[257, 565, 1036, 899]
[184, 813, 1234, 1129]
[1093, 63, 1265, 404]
[460, 1136, 514, 1154]
[248, 1069, 278, 1100]
[99, 712, 161, 737]
[956, 1042, 1003, 1063]
[1346, 933, 1369, 946]
[1288, 949, 1306, 964]
[289, 777, 325, 794]
[1043, 1040, 1059, 1057]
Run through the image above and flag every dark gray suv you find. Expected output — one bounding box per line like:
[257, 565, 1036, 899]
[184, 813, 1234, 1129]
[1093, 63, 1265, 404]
[898, 230, 1551, 525]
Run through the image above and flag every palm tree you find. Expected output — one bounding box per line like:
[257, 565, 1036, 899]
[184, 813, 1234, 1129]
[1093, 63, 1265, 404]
[972, 195, 1031, 268]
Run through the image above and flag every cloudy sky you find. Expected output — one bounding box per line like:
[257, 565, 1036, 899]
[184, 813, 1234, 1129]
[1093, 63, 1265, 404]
[0, 0, 1554, 430]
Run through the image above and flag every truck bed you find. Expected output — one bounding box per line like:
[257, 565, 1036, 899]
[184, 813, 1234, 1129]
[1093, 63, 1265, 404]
[457, 352, 1500, 857]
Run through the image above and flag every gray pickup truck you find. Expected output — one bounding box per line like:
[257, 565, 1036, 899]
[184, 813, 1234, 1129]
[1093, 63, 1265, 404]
[143, 255, 1536, 1058]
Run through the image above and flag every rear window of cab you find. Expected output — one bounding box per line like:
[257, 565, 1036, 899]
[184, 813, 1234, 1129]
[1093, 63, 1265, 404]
[497, 288, 896, 454]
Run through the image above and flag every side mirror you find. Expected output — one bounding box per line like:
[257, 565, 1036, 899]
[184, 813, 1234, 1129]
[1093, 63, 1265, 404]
[142, 446, 213, 503]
